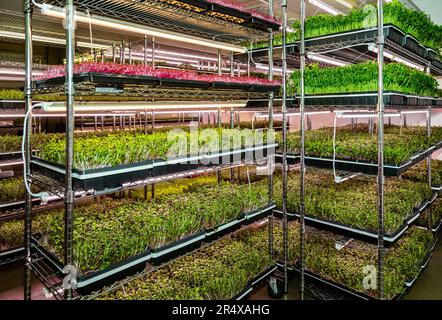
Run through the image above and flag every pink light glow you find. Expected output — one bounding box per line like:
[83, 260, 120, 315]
[36, 62, 281, 86]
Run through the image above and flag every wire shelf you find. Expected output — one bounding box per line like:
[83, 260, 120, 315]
[38, 0, 267, 44]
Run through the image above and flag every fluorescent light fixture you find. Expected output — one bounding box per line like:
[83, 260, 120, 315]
[369, 44, 425, 71]
[336, 112, 401, 119]
[309, 0, 343, 15]
[335, 0, 353, 9]
[0, 30, 66, 45]
[400, 110, 429, 115]
[40, 5, 246, 53]
[42, 101, 248, 112]
[257, 111, 331, 118]
[77, 41, 112, 50]
[0, 69, 44, 76]
[307, 53, 348, 67]
[255, 63, 293, 73]
[105, 52, 199, 64]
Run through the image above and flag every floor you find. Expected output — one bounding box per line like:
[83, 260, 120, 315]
[0, 230, 441, 300]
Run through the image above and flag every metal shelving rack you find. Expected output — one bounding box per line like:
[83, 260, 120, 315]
[265, 0, 439, 300]
[299, 0, 435, 300]
[22, 0, 280, 300]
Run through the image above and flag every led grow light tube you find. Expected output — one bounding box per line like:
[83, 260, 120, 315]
[336, 112, 401, 119]
[335, 0, 353, 9]
[0, 68, 44, 76]
[0, 31, 112, 50]
[308, 0, 343, 15]
[369, 44, 425, 71]
[40, 5, 246, 53]
[307, 53, 348, 67]
[255, 63, 293, 73]
[400, 110, 429, 115]
[256, 111, 331, 118]
[105, 52, 199, 64]
[42, 101, 248, 112]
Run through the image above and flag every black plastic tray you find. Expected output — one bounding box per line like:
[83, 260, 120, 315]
[246, 25, 442, 75]
[33, 72, 281, 93]
[0, 100, 25, 110]
[0, 246, 24, 266]
[275, 233, 437, 300]
[274, 194, 434, 246]
[232, 265, 278, 300]
[150, 231, 206, 266]
[31, 144, 275, 191]
[297, 91, 434, 107]
[0, 151, 22, 162]
[276, 142, 442, 177]
[30, 204, 273, 295]
[433, 98, 442, 107]
[169, 0, 280, 30]
[0, 198, 41, 213]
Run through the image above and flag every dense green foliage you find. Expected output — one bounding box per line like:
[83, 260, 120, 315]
[273, 168, 432, 233]
[0, 89, 24, 100]
[99, 226, 280, 300]
[418, 198, 442, 228]
[37, 178, 268, 274]
[403, 159, 442, 188]
[287, 62, 440, 97]
[252, 0, 442, 51]
[281, 124, 442, 165]
[37, 128, 269, 170]
[304, 226, 433, 299]
[0, 177, 24, 203]
[99, 220, 432, 300]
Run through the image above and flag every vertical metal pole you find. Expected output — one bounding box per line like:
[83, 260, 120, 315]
[230, 52, 234, 77]
[230, 108, 234, 182]
[112, 43, 116, 63]
[281, 0, 290, 296]
[128, 42, 132, 65]
[306, 115, 312, 130]
[427, 107, 432, 228]
[101, 49, 105, 63]
[120, 40, 125, 64]
[152, 37, 156, 68]
[376, 0, 385, 301]
[217, 50, 222, 75]
[217, 107, 222, 184]
[64, 0, 75, 300]
[144, 35, 148, 66]
[247, 50, 251, 77]
[299, 0, 306, 300]
[23, 0, 33, 301]
[151, 108, 155, 197]
[268, 0, 275, 260]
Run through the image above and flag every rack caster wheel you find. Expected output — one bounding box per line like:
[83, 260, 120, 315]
[267, 276, 284, 299]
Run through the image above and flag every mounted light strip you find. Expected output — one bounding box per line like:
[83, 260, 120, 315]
[105, 52, 199, 64]
[400, 110, 429, 115]
[0, 68, 44, 76]
[41, 101, 248, 112]
[40, 5, 246, 53]
[307, 53, 348, 67]
[335, 0, 354, 9]
[257, 111, 331, 118]
[308, 0, 343, 15]
[369, 44, 425, 71]
[0, 30, 65, 45]
[336, 112, 401, 119]
[255, 63, 293, 73]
